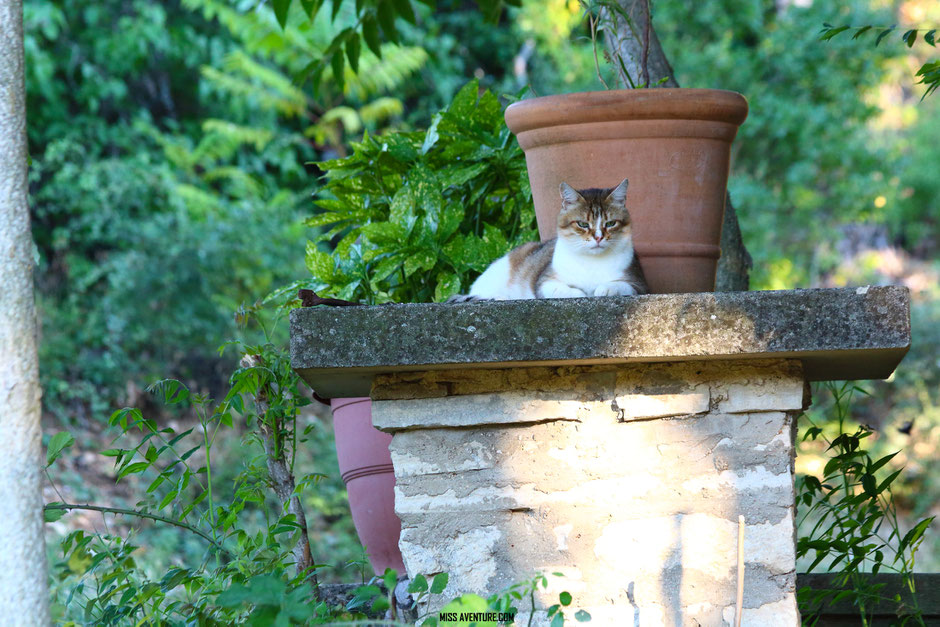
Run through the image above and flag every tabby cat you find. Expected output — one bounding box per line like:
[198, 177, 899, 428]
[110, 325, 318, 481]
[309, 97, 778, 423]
[457, 178, 648, 300]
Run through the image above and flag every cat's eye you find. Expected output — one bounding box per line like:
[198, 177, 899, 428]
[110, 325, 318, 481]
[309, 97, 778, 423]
[576, 221, 590, 229]
[605, 220, 619, 228]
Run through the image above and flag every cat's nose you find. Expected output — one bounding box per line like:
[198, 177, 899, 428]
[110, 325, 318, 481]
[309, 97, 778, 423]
[594, 233, 603, 243]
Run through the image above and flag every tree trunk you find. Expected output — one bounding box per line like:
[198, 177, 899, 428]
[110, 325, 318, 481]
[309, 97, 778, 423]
[602, 0, 752, 291]
[0, 0, 51, 622]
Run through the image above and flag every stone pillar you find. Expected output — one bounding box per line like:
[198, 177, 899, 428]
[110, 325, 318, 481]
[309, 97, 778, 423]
[290, 287, 910, 626]
[371, 361, 804, 625]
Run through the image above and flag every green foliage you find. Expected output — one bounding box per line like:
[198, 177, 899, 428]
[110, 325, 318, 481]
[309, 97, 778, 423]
[44, 342, 351, 624]
[820, 23, 940, 98]
[260, 0, 522, 86]
[306, 80, 535, 304]
[25, 0, 314, 420]
[797, 382, 935, 626]
[654, 0, 898, 288]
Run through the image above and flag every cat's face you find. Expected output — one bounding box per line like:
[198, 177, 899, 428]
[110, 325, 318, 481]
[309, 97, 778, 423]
[556, 179, 633, 255]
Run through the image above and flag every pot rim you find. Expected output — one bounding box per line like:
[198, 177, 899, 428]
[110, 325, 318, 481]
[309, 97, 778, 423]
[505, 88, 748, 134]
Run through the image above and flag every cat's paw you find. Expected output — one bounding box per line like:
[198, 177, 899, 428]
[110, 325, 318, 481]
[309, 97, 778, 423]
[593, 282, 638, 297]
[542, 283, 587, 299]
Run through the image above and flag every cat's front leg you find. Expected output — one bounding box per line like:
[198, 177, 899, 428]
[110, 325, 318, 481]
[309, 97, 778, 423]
[593, 281, 638, 297]
[539, 280, 587, 299]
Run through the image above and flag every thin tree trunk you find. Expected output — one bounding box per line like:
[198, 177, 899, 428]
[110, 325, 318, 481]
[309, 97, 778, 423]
[602, 0, 752, 291]
[0, 0, 52, 622]
[240, 355, 320, 597]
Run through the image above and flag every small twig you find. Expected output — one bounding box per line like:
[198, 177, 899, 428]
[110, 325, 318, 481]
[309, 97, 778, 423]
[589, 13, 611, 89]
[44, 502, 231, 556]
[641, 0, 651, 87]
[298, 288, 360, 308]
[736, 514, 745, 627]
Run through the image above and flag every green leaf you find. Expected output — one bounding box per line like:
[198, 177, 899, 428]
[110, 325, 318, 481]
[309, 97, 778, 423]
[875, 27, 896, 47]
[447, 80, 480, 119]
[360, 222, 406, 245]
[560, 591, 572, 606]
[820, 25, 850, 41]
[903, 29, 918, 48]
[852, 25, 872, 40]
[438, 593, 488, 617]
[877, 469, 902, 494]
[345, 35, 361, 73]
[868, 452, 898, 474]
[331, 50, 345, 92]
[383, 568, 398, 593]
[408, 574, 428, 593]
[148, 379, 190, 405]
[362, 14, 382, 58]
[899, 517, 934, 552]
[421, 114, 441, 155]
[372, 596, 391, 612]
[299, 0, 323, 20]
[392, 0, 416, 24]
[575, 609, 591, 622]
[403, 249, 436, 278]
[926, 30, 936, 46]
[44, 504, 67, 522]
[216, 583, 252, 607]
[377, 0, 399, 42]
[370, 254, 404, 285]
[305, 241, 335, 281]
[550, 612, 564, 627]
[861, 474, 877, 497]
[47, 431, 75, 467]
[389, 185, 418, 233]
[272, 0, 291, 29]
[430, 572, 449, 594]
[158, 489, 179, 509]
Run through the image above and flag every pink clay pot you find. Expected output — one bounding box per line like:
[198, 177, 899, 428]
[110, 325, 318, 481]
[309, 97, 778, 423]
[330, 397, 405, 576]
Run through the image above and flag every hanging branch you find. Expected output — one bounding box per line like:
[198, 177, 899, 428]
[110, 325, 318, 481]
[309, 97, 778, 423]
[44, 502, 232, 557]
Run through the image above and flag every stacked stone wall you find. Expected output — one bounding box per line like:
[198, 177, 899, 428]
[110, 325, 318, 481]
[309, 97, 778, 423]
[372, 360, 805, 626]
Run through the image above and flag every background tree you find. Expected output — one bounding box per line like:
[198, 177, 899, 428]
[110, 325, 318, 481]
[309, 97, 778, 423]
[0, 0, 50, 621]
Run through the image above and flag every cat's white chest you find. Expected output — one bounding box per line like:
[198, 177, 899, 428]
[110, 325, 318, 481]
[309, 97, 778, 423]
[552, 245, 633, 292]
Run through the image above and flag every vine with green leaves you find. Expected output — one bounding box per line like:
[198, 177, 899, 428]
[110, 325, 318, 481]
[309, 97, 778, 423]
[797, 382, 935, 626]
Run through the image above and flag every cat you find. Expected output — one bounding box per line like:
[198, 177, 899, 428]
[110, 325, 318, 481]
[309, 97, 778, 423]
[455, 178, 649, 301]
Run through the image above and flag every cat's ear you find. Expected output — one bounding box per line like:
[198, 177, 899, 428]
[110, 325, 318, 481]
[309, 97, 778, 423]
[559, 182, 582, 207]
[606, 178, 630, 208]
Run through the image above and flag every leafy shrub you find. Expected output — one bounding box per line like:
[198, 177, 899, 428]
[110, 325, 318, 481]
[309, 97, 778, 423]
[305, 80, 535, 304]
[797, 382, 935, 625]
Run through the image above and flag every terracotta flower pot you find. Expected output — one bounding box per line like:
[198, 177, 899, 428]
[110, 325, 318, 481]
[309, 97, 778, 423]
[330, 397, 405, 576]
[504, 88, 748, 293]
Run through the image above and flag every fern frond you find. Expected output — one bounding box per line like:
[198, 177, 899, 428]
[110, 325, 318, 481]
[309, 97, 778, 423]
[202, 119, 275, 152]
[202, 166, 265, 199]
[323, 44, 429, 101]
[359, 97, 404, 125]
[201, 65, 306, 117]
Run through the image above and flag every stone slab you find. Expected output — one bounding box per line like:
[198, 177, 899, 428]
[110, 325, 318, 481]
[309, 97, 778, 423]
[290, 287, 910, 397]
